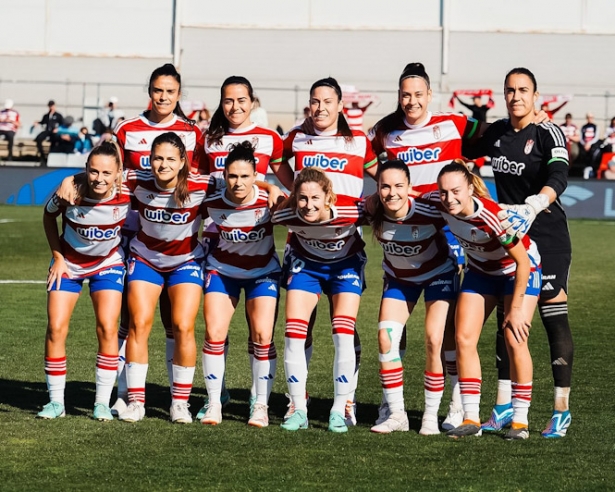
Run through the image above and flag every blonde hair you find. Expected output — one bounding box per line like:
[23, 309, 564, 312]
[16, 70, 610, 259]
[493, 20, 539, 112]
[289, 167, 337, 212]
[438, 159, 491, 199]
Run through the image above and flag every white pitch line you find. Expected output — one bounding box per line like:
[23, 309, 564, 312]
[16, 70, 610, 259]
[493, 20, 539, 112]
[0, 280, 46, 284]
[0, 219, 17, 224]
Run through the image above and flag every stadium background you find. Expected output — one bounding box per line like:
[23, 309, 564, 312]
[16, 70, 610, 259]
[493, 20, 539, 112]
[1, 0, 615, 134]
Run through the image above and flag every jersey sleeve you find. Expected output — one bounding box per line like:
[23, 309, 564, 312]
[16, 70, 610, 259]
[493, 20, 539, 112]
[363, 135, 378, 170]
[281, 129, 297, 162]
[44, 194, 63, 218]
[191, 127, 207, 174]
[113, 126, 126, 162]
[270, 132, 284, 164]
[540, 123, 569, 197]
[462, 119, 503, 160]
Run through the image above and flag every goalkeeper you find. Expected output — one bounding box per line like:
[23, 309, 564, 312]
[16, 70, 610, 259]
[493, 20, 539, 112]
[463, 67, 573, 439]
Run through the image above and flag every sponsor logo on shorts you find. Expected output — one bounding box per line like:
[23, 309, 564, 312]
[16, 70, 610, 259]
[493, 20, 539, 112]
[491, 156, 526, 175]
[144, 208, 190, 224]
[177, 264, 200, 271]
[379, 239, 422, 256]
[303, 154, 348, 171]
[76, 225, 121, 241]
[220, 228, 266, 242]
[542, 282, 554, 291]
[542, 274, 556, 280]
[396, 147, 442, 164]
[304, 238, 345, 252]
[205, 273, 212, 288]
[337, 273, 360, 280]
[98, 268, 124, 276]
[128, 259, 135, 275]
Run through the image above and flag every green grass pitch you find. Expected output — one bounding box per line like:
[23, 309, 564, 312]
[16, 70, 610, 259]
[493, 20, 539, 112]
[0, 205, 612, 491]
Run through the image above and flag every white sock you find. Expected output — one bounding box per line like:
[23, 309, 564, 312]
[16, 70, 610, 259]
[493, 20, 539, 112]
[284, 319, 309, 412]
[512, 381, 532, 426]
[45, 356, 67, 405]
[444, 350, 461, 406]
[253, 342, 277, 405]
[126, 362, 148, 404]
[202, 340, 225, 405]
[172, 364, 195, 404]
[380, 367, 404, 412]
[95, 353, 119, 405]
[424, 371, 445, 417]
[304, 335, 313, 369]
[248, 339, 256, 399]
[459, 378, 481, 422]
[331, 316, 355, 414]
[496, 379, 512, 405]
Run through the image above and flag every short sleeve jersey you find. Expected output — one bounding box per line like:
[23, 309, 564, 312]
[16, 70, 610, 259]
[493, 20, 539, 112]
[464, 119, 571, 254]
[427, 193, 541, 277]
[283, 127, 378, 205]
[123, 170, 217, 271]
[44, 190, 130, 277]
[272, 202, 365, 264]
[368, 196, 455, 284]
[114, 114, 205, 172]
[200, 123, 283, 179]
[370, 112, 478, 193]
[203, 186, 280, 279]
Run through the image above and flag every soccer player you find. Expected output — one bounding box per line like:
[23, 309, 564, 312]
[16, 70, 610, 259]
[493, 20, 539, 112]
[195, 75, 293, 421]
[199, 142, 280, 428]
[434, 162, 541, 440]
[118, 132, 219, 423]
[365, 160, 458, 435]
[464, 67, 574, 439]
[39, 141, 130, 420]
[369, 62, 484, 429]
[272, 168, 366, 433]
[281, 77, 378, 426]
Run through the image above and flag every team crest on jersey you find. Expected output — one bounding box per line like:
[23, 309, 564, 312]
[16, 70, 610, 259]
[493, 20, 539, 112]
[128, 260, 135, 275]
[433, 125, 441, 140]
[335, 227, 342, 236]
[411, 226, 419, 239]
[524, 139, 535, 154]
[287, 275, 293, 285]
[205, 273, 212, 289]
[470, 229, 477, 242]
[113, 207, 120, 221]
[254, 208, 263, 222]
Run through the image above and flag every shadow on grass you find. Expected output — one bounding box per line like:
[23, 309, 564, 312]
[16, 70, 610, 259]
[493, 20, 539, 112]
[0, 378, 424, 428]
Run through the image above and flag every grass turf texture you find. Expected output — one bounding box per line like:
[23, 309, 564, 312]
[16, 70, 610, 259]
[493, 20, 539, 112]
[0, 204, 612, 491]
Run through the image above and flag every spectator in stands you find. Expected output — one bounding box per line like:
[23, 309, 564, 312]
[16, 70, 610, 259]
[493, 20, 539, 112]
[343, 100, 374, 131]
[540, 100, 568, 121]
[580, 113, 600, 179]
[34, 100, 63, 165]
[603, 158, 615, 180]
[605, 117, 615, 139]
[0, 99, 20, 161]
[454, 94, 494, 122]
[74, 126, 94, 154]
[559, 113, 580, 165]
[250, 96, 269, 128]
[93, 97, 125, 135]
[197, 107, 211, 132]
[50, 116, 78, 154]
[294, 106, 310, 128]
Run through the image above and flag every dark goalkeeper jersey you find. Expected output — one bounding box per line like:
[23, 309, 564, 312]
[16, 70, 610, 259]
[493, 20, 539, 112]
[464, 119, 571, 254]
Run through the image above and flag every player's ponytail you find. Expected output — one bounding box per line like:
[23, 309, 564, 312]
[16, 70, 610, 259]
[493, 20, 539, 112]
[147, 64, 195, 125]
[226, 140, 257, 171]
[208, 76, 255, 145]
[151, 132, 190, 206]
[438, 159, 491, 199]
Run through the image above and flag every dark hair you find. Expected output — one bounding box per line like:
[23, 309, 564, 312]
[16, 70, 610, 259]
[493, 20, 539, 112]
[147, 63, 194, 124]
[437, 159, 490, 199]
[83, 140, 123, 198]
[299, 77, 354, 143]
[225, 140, 257, 171]
[565, 113, 573, 119]
[207, 76, 255, 145]
[289, 167, 337, 213]
[373, 62, 431, 149]
[151, 132, 190, 206]
[504, 67, 538, 92]
[370, 159, 411, 237]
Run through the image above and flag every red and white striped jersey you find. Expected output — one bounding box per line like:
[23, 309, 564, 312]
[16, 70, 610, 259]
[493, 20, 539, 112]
[426, 193, 540, 276]
[368, 196, 456, 284]
[283, 127, 378, 203]
[203, 185, 280, 279]
[123, 170, 217, 271]
[199, 123, 283, 179]
[44, 190, 130, 278]
[114, 114, 206, 172]
[0, 108, 20, 132]
[272, 202, 365, 264]
[370, 112, 475, 193]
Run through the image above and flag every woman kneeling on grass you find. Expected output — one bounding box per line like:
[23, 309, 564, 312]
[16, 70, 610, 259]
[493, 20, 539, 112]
[40, 141, 130, 421]
[432, 161, 541, 440]
[365, 159, 459, 435]
[199, 141, 281, 428]
[272, 167, 365, 433]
